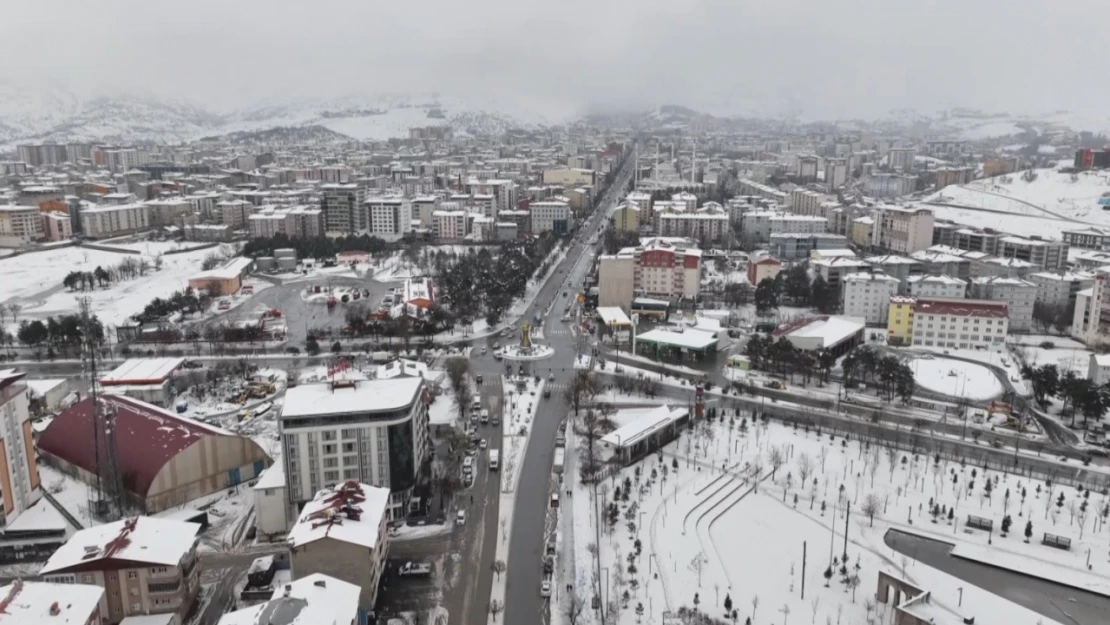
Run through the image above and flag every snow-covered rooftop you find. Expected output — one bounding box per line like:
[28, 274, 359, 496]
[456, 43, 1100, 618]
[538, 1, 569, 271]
[635, 328, 718, 351]
[596, 307, 632, 326]
[776, 316, 865, 347]
[216, 573, 360, 625]
[602, 405, 688, 449]
[100, 358, 184, 385]
[40, 517, 199, 575]
[287, 481, 390, 550]
[281, 377, 423, 419]
[0, 580, 104, 625]
[254, 466, 286, 491]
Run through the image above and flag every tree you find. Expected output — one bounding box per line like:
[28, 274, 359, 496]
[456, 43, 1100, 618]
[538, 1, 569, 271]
[797, 453, 815, 485]
[564, 596, 586, 625]
[810, 275, 836, 314]
[1024, 520, 1033, 543]
[1001, 515, 1012, 536]
[768, 445, 785, 479]
[565, 370, 598, 416]
[779, 603, 791, 625]
[489, 599, 503, 621]
[755, 277, 779, 316]
[724, 593, 734, 616]
[861, 494, 882, 527]
[491, 559, 507, 580]
[17, 320, 47, 347]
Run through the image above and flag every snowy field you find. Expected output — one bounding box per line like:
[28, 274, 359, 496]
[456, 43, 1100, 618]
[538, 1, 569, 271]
[0, 245, 216, 328]
[566, 414, 1104, 625]
[909, 356, 1003, 400]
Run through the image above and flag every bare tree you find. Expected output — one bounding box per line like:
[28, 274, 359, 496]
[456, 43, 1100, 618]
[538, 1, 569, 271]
[862, 494, 882, 526]
[810, 596, 821, 623]
[869, 450, 881, 487]
[490, 599, 504, 621]
[819, 446, 829, 472]
[752, 594, 759, 623]
[797, 452, 815, 485]
[780, 603, 791, 625]
[491, 559, 507, 580]
[565, 595, 586, 625]
[565, 370, 599, 415]
[768, 445, 786, 480]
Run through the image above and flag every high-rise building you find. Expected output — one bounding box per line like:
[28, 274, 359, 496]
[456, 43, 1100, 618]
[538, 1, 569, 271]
[321, 184, 366, 235]
[0, 370, 41, 525]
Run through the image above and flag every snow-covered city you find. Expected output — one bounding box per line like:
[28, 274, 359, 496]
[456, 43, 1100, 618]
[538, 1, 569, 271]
[4, 5, 1110, 625]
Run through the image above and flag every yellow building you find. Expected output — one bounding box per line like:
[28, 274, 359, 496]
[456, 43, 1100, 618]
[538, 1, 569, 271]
[887, 296, 916, 345]
[612, 203, 640, 232]
[850, 216, 874, 247]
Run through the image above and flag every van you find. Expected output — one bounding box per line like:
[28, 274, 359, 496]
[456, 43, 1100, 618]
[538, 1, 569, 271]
[550, 493, 560, 508]
[480, 410, 490, 424]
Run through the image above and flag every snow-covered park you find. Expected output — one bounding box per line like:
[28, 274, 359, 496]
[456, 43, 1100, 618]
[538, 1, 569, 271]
[565, 408, 1110, 625]
[909, 356, 1003, 401]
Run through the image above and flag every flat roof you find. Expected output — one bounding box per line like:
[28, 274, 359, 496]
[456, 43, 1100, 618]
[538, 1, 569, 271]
[287, 481, 390, 550]
[41, 517, 200, 575]
[602, 405, 688, 449]
[100, 357, 184, 385]
[0, 581, 104, 625]
[281, 377, 423, 419]
[636, 328, 718, 350]
[254, 466, 286, 491]
[216, 573, 360, 625]
[596, 307, 632, 326]
[189, 257, 253, 281]
[777, 316, 864, 348]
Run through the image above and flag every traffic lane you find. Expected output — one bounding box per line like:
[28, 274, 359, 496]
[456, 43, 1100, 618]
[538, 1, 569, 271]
[461, 379, 507, 625]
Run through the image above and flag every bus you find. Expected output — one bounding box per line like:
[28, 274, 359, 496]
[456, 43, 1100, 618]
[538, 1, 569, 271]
[489, 449, 500, 471]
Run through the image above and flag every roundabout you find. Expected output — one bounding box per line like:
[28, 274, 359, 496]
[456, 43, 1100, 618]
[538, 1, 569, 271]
[497, 321, 555, 361]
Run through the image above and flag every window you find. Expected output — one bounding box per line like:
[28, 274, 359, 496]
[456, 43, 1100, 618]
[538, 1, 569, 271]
[323, 458, 338, 468]
[342, 442, 356, 453]
[132, 604, 142, 612]
[344, 455, 358, 466]
[323, 444, 337, 455]
[127, 571, 138, 580]
[324, 470, 340, 482]
[342, 429, 358, 439]
[82, 574, 94, 583]
[322, 431, 337, 441]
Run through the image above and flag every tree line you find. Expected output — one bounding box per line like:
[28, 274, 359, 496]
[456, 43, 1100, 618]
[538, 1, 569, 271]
[754, 263, 838, 317]
[62, 254, 164, 292]
[8, 313, 105, 357]
[744, 334, 838, 386]
[1024, 363, 1109, 429]
[242, 232, 393, 260]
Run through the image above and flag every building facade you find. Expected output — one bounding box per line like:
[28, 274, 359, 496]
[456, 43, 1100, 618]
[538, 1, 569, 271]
[906, 275, 967, 299]
[968, 277, 1036, 332]
[910, 298, 1009, 349]
[842, 272, 900, 325]
[530, 201, 571, 235]
[0, 370, 41, 525]
[871, 205, 934, 253]
[0, 206, 44, 246]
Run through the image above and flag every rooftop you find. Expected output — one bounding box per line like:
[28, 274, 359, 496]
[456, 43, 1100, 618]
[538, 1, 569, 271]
[100, 358, 184, 386]
[915, 297, 1008, 318]
[281, 377, 424, 419]
[908, 274, 967, 286]
[216, 574, 360, 625]
[287, 481, 390, 550]
[601, 405, 688, 449]
[40, 517, 199, 575]
[0, 580, 104, 625]
[775, 316, 865, 348]
[635, 328, 718, 351]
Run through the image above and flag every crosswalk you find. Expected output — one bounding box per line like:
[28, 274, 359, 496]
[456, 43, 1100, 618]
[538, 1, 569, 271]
[548, 328, 573, 337]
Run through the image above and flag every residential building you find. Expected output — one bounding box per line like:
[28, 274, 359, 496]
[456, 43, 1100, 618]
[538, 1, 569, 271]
[824, 158, 848, 191]
[80, 203, 151, 238]
[612, 203, 640, 232]
[1070, 270, 1110, 346]
[321, 184, 366, 235]
[969, 277, 1036, 332]
[934, 167, 974, 189]
[1075, 148, 1110, 170]
[143, 199, 193, 228]
[864, 255, 923, 294]
[1028, 272, 1093, 310]
[531, 201, 571, 235]
[217, 573, 360, 625]
[747, 256, 782, 286]
[909, 297, 1009, 349]
[367, 197, 412, 239]
[287, 481, 390, 617]
[626, 191, 653, 223]
[953, 227, 1002, 255]
[0, 370, 41, 525]
[411, 196, 440, 226]
[0, 205, 44, 246]
[977, 256, 1037, 279]
[17, 144, 69, 167]
[40, 517, 201, 625]
[212, 200, 252, 229]
[737, 178, 788, 204]
[887, 147, 916, 172]
[657, 210, 729, 241]
[183, 224, 233, 242]
[811, 257, 869, 290]
[740, 211, 827, 242]
[768, 232, 849, 261]
[907, 275, 967, 299]
[432, 209, 468, 240]
[998, 236, 1069, 271]
[597, 239, 703, 311]
[850, 216, 874, 247]
[910, 249, 970, 281]
[1062, 227, 1110, 251]
[542, 167, 596, 187]
[1089, 354, 1110, 386]
[983, 156, 1021, 177]
[280, 374, 430, 518]
[864, 173, 917, 198]
[42, 210, 73, 241]
[497, 210, 531, 235]
[788, 189, 828, 215]
[0, 581, 105, 625]
[871, 205, 934, 253]
[886, 296, 916, 345]
[842, 272, 900, 325]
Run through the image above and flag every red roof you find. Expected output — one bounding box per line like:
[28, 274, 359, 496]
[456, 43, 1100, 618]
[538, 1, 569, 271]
[37, 395, 231, 497]
[914, 298, 1008, 318]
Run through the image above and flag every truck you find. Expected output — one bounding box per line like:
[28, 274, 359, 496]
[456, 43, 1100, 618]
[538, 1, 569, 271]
[397, 561, 434, 578]
[553, 447, 565, 474]
[489, 449, 500, 471]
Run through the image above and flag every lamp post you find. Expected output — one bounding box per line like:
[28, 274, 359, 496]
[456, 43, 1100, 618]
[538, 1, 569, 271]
[958, 587, 963, 607]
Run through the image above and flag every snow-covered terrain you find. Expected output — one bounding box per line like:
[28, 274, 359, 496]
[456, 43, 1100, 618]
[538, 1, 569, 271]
[909, 356, 1003, 401]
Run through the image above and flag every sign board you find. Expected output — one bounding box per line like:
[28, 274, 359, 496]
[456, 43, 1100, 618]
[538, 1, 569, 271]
[1098, 196, 1110, 207]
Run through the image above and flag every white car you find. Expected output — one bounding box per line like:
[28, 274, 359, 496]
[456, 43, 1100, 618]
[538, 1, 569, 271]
[540, 581, 552, 597]
[456, 509, 467, 526]
[479, 439, 488, 450]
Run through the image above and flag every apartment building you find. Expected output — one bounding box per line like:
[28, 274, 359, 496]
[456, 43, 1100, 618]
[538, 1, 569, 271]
[531, 201, 571, 235]
[466, 178, 517, 215]
[217, 574, 360, 625]
[934, 167, 974, 189]
[741, 211, 828, 242]
[952, 227, 1002, 255]
[788, 189, 829, 216]
[998, 236, 1069, 271]
[626, 191, 653, 224]
[1028, 271, 1093, 309]
[871, 205, 934, 253]
[212, 200, 252, 229]
[864, 173, 917, 198]
[144, 198, 193, 228]
[811, 257, 869, 290]
[0, 370, 41, 525]
[907, 274, 967, 299]
[1062, 227, 1110, 251]
[769, 232, 849, 261]
[612, 203, 641, 232]
[432, 209, 468, 240]
[864, 255, 923, 294]
[747, 256, 782, 286]
[597, 239, 702, 311]
[411, 196, 440, 227]
[42, 210, 73, 241]
[658, 210, 729, 241]
[737, 178, 788, 204]
[886, 296, 916, 345]
[969, 277, 1037, 332]
[824, 158, 848, 190]
[909, 297, 1009, 349]
[0, 581, 105, 625]
[542, 167, 596, 187]
[887, 148, 916, 172]
[40, 517, 201, 625]
[0, 205, 44, 246]
[17, 144, 69, 167]
[842, 272, 900, 324]
[280, 374, 430, 519]
[367, 197, 412, 239]
[983, 156, 1021, 177]
[320, 184, 366, 235]
[287, 481, 390, 616]
[80, 203, 151, 238]
[910, 249, 970, 281]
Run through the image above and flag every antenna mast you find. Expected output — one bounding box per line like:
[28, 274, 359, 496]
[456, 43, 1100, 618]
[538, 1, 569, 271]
[80, 298, 125, 521]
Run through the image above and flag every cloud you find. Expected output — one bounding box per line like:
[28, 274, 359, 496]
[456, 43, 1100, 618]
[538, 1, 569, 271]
[3, 0, 1107, 120]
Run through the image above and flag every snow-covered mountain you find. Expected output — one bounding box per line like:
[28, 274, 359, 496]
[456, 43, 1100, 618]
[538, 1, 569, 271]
[0, 88, 555, 149]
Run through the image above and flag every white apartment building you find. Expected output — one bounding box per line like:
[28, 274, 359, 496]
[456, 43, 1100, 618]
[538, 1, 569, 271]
[871, 205, 934, 253]
[280, 374, 430, 519]
[811, 257, 869, 290]
[0, 370, 42, 525]
[842, 272, 900, 325]
[213, 199, 252, 228]
[321, 184, 366, 235]
[1028, 271, 1094, 309]
[969, 276, 1037, 332]
[80, 203, 151, 238]
[411, 196, 440, 227]
[907, 274, 967, 299]
[741, 211, 828, 242]
[367, 197, 412, 239]
[888, 147, 916, 171]
[597, 239, 702, 311]
[42, 210, 72, 241]
[788, 189, 829, 216]
[0, 205, 44, 247]
[657, 211, 729, 241]
[186, 193, 220, 219]
[144, 198, 193, 228]
[737, 178, 788, 204]
[531, 201, 571, 235]
[911, 297, 1010, 349]
[432, 210, 468, 240]
[865, 173, 917, 198]
[824, 158, 848, 191]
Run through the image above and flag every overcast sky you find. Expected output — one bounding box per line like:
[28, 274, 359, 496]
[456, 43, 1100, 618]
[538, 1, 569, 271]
[3, 0, 1107, 121]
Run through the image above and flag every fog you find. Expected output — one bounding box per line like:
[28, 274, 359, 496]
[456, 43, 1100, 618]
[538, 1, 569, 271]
[3, 0, 1107, 120]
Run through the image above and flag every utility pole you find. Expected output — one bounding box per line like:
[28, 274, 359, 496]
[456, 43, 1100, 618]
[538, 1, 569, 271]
[801, 541, 807, 599]
[843, 507, 850, 558]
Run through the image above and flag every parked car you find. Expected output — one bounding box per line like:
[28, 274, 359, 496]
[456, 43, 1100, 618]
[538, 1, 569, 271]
[456, 510, 467, 526]
[540, 580, 552, 597]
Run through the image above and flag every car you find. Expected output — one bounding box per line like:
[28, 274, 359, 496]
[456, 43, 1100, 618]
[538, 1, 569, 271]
[456, 510, 467, 526]
[493, 342, 500, 349]
[540, 581, 552, 597]
[476, 374, 484, 385]
[493, 352, 503, 360]
[481, 347, 487, 355]
[543, 555, 554, 573]
[479, 439, 488, 450]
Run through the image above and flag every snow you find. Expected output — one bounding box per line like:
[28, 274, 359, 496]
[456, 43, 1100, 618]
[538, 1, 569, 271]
[41, 516, 201, 574]
[286, 482, 391, 550]
[568, 415, 1077, 625]
[949, 541, 1110, 597]
[0, 581, 105, 624]
[281, 377, 423, 418]
[910, 357, 1003, 400]
[217, 573, 361, 625]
